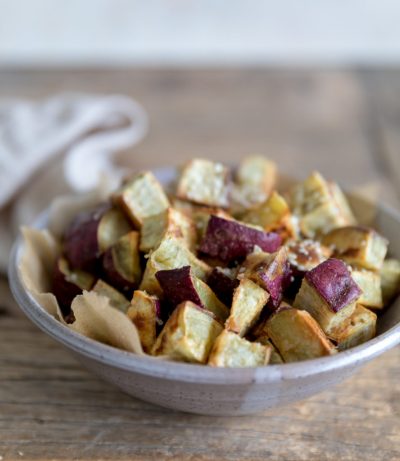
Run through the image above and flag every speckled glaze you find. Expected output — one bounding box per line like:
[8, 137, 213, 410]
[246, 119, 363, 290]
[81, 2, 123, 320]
[8, 168, 400, 415]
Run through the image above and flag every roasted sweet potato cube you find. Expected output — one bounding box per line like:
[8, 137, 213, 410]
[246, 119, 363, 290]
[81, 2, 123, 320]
[156, 266, 229, 321]
[140, 237, 211, 297]
[52, 257, 96, 315]
[176, 159, 230, 208]
[172, 198, 232, 240]
[266, 307, 336, 362]
[127, 290, 161, 353]
[287, 172, 356, 238]
[380, 259, 400, 304]
[102, 231, 142, 294]
[152, 301, 223, 363]
[322, 226, 388, 271]
[156, 265, 202, 307]
[285, 239, 332, 296]
[240, 247, 290, 309]
[207, 266, 240, 306]
[286, 239, 332, 275]
[225, 278, 270, 336]
[199, 215, 282, 263]
[350, 269, 383, 309]
[208, 330, 271, 367]
[242, 191, 297, 240]
[140, 207, 196, 253]
[329, 304, 377, 350]
[193, 278, 230, 321]
[92, 279, 130, 313]
[237, 156, 277, 194]
[293, 258, 361, 334]
[113, 171, 170, 227]
[230, 156, 277, 214]
[64, 204, 132, 271]
[96, 207, 134, 251]
[193, 208, 233, 240]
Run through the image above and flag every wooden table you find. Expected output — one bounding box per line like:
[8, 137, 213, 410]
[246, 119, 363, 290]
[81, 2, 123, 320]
[1, 68, 399, 461]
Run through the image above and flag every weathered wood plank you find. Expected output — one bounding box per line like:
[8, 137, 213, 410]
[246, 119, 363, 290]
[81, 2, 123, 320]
[0, 311, 399, 461]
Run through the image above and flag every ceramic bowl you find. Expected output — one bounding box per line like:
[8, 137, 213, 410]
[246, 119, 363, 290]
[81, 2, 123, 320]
[8, 167, 400, 415]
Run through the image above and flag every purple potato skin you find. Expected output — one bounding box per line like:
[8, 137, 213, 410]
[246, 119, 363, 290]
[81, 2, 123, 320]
[102, 248, 136, 296]
[207, 267, 239, 306]
[156, 266, 203, 309]
[305, 258, 362, 312]
[51, 258, 95, 317]
[252, 254, 291, 310]
[284, 241, 332, 300]
[199, 215, 282, 263]
[63, 203, 110, 271]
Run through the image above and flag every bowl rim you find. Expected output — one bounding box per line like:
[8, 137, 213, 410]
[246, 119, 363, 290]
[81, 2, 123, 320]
[8, 170, 400, 385]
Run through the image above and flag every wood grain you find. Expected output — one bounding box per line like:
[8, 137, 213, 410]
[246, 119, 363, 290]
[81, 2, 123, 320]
[1, 68, 400, 461]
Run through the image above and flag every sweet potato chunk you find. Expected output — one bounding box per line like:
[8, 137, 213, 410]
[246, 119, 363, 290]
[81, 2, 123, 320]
[285, 239, 332, 296]
[92, 279, 130, 313]
[140, 207, 196, 253]
[266, 307, 336, 362]
[140, 237, 211, 297]
[102, 231, 141, 294]
[287, 172, 356, 238]
[64, 204, 132, 271]
[380, 259, 400, 304]
[350, 269, 383, 309]
[242, 191, 297, 240]
[172, 198, 233, 241]
[208, 330, 271, 367]
[113, 171, 170, 228]
[322, 226, 388, 271]
[176, 159, 230, 208]
[225, 278, 270, 336]
[52, 257, 96, 315]
[127, 290, 161, 353]
[156, 266, 229, 321]
[156, 265, 202, 307]
[230, 156, 277, 214]
[240, 247, 290, 309]
[237, 156, 277, 195]
[293, 258, 361, 334]
[329, 304, 377, 350]
[152, 301, 223, 363]
[199, 215, 282, 263]
[193, 208, 233, 241]
[286, 239, 332, 275]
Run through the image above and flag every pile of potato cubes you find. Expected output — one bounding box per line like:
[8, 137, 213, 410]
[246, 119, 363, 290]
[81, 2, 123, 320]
[52, 157, 400, 367]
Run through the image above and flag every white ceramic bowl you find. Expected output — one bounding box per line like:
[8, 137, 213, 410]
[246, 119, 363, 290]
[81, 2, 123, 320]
[8, 167, 400, 415]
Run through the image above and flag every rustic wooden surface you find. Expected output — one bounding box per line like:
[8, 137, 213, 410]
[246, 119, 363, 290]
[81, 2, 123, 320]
[1, 68, 400, 461]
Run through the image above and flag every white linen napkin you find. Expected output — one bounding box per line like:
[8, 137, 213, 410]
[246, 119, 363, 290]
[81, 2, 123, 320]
[0, 93, 148, 272]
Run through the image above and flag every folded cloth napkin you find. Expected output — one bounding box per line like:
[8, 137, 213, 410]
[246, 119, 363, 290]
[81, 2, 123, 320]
[0, 93, 148, 272]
